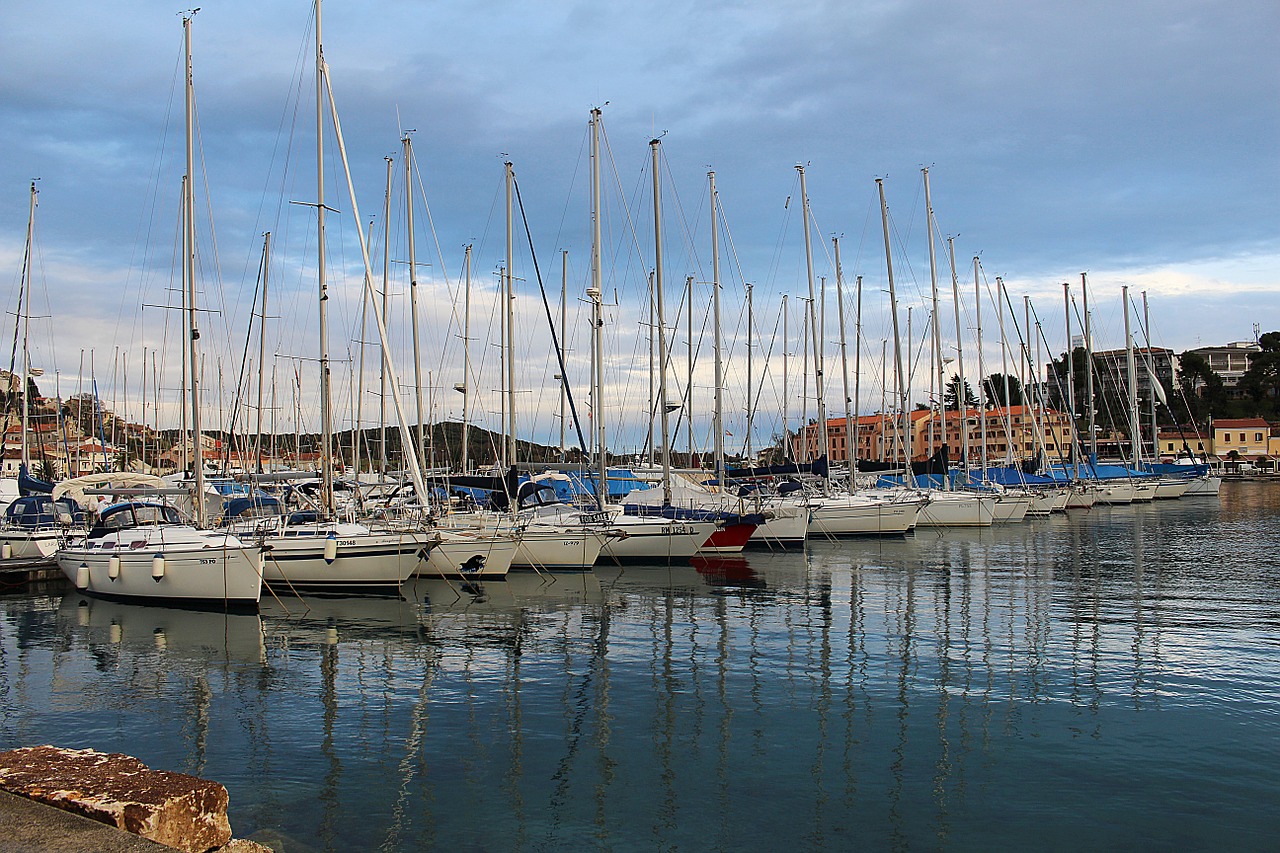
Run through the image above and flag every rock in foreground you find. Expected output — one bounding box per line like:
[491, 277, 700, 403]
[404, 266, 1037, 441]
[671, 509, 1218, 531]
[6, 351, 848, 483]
[0, 745, 232, 853]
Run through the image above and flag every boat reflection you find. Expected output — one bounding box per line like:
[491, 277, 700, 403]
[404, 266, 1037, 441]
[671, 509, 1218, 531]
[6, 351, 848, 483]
[57, 592, 266, 666]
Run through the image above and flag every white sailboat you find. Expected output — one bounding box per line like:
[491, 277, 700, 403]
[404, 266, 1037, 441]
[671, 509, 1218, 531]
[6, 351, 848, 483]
[56, 15, 263, 606]
[255, 0, 432, 590]
[0, 182, 69, 559]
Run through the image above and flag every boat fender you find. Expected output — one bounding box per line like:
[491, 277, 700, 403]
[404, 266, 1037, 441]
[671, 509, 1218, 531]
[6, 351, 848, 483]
[108, 555, 121, 581]
[152, 553, 165, 582]
[324, 532, 338, 564]
[460, 554, 486, 574]
[2, 542, 10, 560]
[76, 563, 90, 590]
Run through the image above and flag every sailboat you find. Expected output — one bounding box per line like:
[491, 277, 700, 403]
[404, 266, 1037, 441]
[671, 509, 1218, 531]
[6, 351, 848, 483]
[0, 182, 76, 559]
[56, 14, 263, 605]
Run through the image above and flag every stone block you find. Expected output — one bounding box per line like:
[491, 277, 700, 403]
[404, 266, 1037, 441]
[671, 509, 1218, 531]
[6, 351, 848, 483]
[0, 745, 232, 853]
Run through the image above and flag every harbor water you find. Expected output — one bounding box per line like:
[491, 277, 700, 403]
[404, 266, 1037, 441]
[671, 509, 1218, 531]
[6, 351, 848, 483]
[2, 481, 1278, 851]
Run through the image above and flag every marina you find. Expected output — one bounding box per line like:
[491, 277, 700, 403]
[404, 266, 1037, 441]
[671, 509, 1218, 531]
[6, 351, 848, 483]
[2, 480, 1277, 850]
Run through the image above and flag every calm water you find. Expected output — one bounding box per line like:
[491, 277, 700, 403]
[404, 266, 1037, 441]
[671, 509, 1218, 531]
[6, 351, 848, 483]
[3, 481, 1279, 852]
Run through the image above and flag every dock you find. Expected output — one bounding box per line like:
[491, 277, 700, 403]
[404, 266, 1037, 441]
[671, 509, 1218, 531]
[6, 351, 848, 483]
[0, 556, 62, 587]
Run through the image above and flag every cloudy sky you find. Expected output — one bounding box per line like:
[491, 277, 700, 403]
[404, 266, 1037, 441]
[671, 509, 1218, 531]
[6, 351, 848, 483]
[1, 0, 1276, 454]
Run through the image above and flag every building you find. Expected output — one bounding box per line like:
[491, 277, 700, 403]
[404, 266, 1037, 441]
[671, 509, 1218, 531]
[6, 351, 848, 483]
[1187, 341, 1260, 392]
[793, 406, 1076, 466]
[1210, 417, 1271, 459]
[1089, 346, 1179, 413]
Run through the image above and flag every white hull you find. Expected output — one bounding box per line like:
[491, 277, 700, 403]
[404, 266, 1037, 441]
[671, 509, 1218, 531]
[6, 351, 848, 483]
[991, 494, 1032, 523]
[600, 517, 716, 562]
[1181, 475, 1222, 497]
[915, 492, 996, 527]
[1131, 480, 1160, 502]
[261, 525, 424, 589]
[747, 503, 809, 546]
[57, 527, 262, 604]
[419, 530, 518, 579]
[1094, 481, 1136, 504]
[1065, 485, 1098, 508]
[1153, 478, 1190, 499]
[514, 527, 607, 570]
[808, 495, 922, 536]
[0, 528, 62, 559]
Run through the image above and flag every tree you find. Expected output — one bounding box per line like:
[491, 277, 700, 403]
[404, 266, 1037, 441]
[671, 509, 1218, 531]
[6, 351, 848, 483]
[1176, 351, 1226, 421]
[982, 373, 1023, 408]
[1240, 331, 1280, 415]
[943, 374, 978, 411]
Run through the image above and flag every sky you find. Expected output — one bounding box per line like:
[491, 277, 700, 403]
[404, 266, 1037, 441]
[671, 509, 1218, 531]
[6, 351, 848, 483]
[1, 0, 1276, 456]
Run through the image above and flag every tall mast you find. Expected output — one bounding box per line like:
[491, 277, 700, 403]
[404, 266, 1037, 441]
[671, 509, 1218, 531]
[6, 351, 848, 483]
[314, 0, 334, 515]
[686, 274, 695, 463]
[651, 138, 672, 504]
[254, 232, 270, 473]
[1123, 284, 1139, 466]
[876, 179, 908, 473]
[183, 13, 206, 524]
[560, 249, 568, 462]
[1063, 282, 1077, 479]
[853, 275, 863, 485]
[745, 283, 754, 462]
[781, 294, 789, 460]
[19, 181, 36, 473]
[504, 161, 516, 468]
[797, 165, 827, 465]
[709, 170, 724, 480]
[948, 237, 969, 478]
[923, 168, 946, 463]
[1082, 272, 1096, 460]
[1143, 291, 1157, 460]
[404, 136, 426, 469]
[590, 108, 606, 508]
[973, 256, 986, 477]
[835, 237, 854, 495]
[460, 244, 472, 472]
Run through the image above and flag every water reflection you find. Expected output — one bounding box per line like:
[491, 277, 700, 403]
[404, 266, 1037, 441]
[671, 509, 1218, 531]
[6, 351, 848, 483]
[0, 483, 1277, 850]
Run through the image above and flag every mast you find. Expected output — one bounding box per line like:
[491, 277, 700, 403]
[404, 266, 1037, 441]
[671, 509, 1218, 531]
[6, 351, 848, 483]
[651, 138, 672, 504]
[559, 249, 568, 461]
[745, 283, 753, 462]
[590, 108, 606, 508]
[835, 237, 854, 495]
[183, 13, 206, 524]
[255, 232, 270, 474]
[781, 294, 789, 460]
[1082, 272, 1096, 460]
[404, 136, 426, 470]
[853, 276, 862, 484]
[973, 256, 987, 477]
[504, 160, 516, 468]
[1143, 291, 1158, 460]
[314, 0, 334, 515]
[876, 179, 908, 473]
[923, 168, 946, 465]
[1123, 284, 1139, 466]
[709, 170, 725, 481]
[797, 165, 827, 467]
[19, 181, 36, 473]
[1063, 282, 1077, 479]
[948, 237, 969, 478]
[460, 244, 472, 472]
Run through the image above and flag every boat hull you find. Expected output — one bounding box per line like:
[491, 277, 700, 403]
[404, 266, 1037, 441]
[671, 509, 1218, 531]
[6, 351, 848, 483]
[261, 530, 423, 589]
[57, 533, 262, 605]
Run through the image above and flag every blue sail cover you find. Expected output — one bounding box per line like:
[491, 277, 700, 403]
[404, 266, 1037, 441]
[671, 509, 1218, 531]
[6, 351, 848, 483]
[972, 466, 1060, 486]
[1143, 462, 1210, 478]
[1045, 462, 1158, 482]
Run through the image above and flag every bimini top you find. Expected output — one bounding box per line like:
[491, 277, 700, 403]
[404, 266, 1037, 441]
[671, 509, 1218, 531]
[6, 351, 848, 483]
[3, 494, 83, 528]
